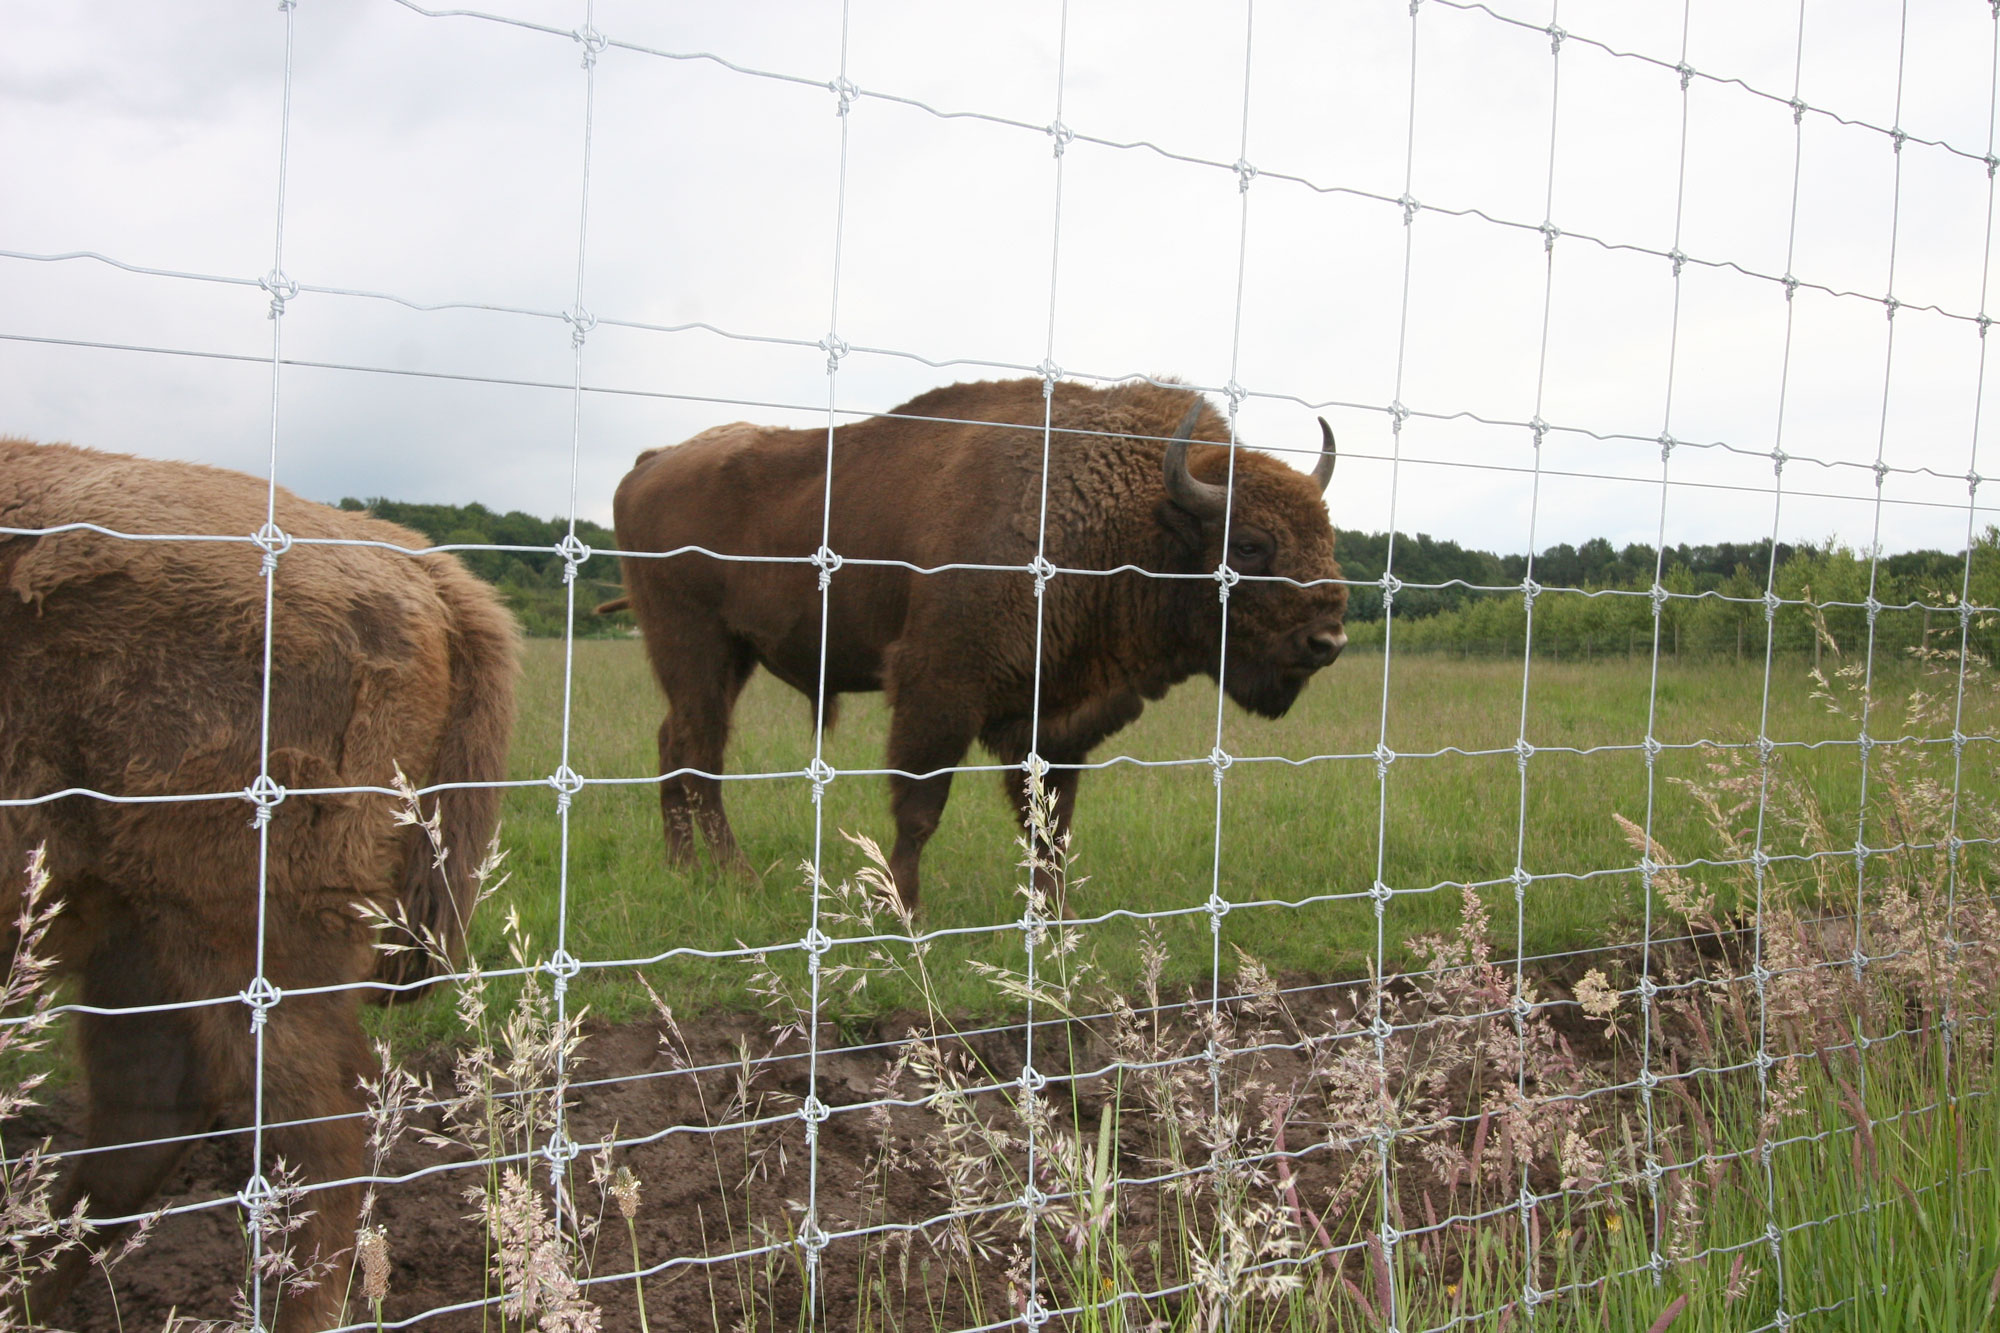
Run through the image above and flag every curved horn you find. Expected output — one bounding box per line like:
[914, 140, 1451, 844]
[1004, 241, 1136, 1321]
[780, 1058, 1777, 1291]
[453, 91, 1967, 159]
[1312, 417, 1336, 493]
[1162, 401, 1228, 521]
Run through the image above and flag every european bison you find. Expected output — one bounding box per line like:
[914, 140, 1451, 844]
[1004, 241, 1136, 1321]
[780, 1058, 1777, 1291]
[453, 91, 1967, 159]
[0, 440, 518, 1331]
[612, 377, 1348, 906]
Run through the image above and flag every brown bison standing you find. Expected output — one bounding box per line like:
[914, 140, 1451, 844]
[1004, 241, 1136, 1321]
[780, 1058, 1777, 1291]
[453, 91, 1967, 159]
[0, 440, 518, 1331]
[612, 377, 1348, 906]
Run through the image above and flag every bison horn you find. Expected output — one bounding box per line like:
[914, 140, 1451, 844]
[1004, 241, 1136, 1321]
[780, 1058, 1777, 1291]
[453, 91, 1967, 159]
[1312, 417, 1336, 493]
[1162, 401, 1229, 521]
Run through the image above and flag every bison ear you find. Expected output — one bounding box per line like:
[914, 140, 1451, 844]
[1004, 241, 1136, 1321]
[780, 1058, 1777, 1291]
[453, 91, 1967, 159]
[1153, 498, 1206, 563]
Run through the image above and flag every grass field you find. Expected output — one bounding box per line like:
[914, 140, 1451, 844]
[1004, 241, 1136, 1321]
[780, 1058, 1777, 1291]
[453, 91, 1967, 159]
[386, 635, 1997, 1039]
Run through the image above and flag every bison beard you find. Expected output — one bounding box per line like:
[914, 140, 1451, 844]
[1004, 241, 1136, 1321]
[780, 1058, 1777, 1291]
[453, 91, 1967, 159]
[613, 377, 1349, 908]
[0, 440, 518, 1332]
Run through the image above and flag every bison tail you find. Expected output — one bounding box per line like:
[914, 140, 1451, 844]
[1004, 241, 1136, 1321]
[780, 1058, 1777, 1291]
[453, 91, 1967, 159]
[593, 595, 630, 616]
[377, 567, 520, 998]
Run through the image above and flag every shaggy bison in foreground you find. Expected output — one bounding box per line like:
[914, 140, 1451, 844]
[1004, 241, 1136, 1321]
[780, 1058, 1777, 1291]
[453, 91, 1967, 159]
[0, 440, 517, 1331]
[612, 377, 1348, 906]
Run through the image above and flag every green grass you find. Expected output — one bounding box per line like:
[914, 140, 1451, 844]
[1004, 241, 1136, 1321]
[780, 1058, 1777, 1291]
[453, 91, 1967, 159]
[377, 639, 1996, 1041]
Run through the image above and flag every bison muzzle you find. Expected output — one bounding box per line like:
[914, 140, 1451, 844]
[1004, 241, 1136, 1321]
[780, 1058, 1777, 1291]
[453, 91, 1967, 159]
[612, 377, 1348, 907]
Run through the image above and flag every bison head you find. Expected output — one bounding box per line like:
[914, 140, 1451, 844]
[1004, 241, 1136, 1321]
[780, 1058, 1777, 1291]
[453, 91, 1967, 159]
[1158, 403, 1349, 719]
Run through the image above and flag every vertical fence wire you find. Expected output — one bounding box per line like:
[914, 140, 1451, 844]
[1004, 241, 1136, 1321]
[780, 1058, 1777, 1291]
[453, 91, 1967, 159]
[1367, 5, 1426, 1325]
[1943, 4, 2000, 1102]
[803, 0, 859, 1311]
[1508, 3, 1564, 1316]
[1841, 1, 1916, 1298]
[245, 5, 301, 1328]
[1747, 2, 1812, 1320]
[1632, 0, 1696, 1286]
[543, 0, 605, 1236]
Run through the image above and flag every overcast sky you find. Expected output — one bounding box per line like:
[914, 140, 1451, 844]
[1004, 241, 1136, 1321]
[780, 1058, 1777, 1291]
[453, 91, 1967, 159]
[3, 0, 1996, 558]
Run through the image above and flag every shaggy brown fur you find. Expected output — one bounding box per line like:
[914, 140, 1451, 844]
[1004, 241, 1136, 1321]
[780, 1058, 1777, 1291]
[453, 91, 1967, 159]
[612, 377, 1349, 906]
[0, 440, 518, 1332]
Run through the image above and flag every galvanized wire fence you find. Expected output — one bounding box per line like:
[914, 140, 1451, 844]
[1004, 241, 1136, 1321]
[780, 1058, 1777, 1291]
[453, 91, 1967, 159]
[3, 1, 1999, 1329]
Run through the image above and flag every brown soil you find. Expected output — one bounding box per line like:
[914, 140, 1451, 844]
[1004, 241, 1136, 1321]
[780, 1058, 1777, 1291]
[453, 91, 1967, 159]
[14, 967, 1633, 1332]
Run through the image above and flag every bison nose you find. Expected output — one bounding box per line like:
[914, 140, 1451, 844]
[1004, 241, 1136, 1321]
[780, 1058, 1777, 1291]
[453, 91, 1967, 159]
[1305, 628, 1346, 667]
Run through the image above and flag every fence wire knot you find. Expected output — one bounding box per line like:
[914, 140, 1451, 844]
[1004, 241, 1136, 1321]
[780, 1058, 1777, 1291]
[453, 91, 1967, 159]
[547, 764, 584, 812]
[1882, 294, 1900, 322]
[1017, 1064, 1048, 1097]
[572, 24, 606, 67]
[806, 757, 835, 802]
[1233, 158, 1257, 193]
[1521, 576, 1541, 610]
[259, 268, 297, 319]
[1208, 746, 1232, 787]
[240, 975, 282, 1030]
[1656, 433, 1676, 462]
[818, 332, 849, 374]
[1035, 358, 1062, 394]
[1675, 61, 1694, 91]
[1045, 120, 1073, 156]
[1852, 835, 1871, 864]
[1771, 446, 1788, 474]
[544, 948, 582, 996]
[1789, 97, 1807, 125]
[244, 774, 287, 828]
[237, 1172, 277, 1219]
[1029, 554, 1057, 598]
[1022, 1295, 1051, 1329]
[1636, 975, 1659, 1006]
[1397, 193, 1420, 225]
[800, 1094, 831, 1130]
[1380, 572, 1403, 609]
[1205, 893, 1231, 932]
[1750, 846, 1771, 871]
[1969, 469, 1984, 493]
[1514, 738, 1534, 771]
[554, 533, 591, 581]
[1889, 126, 1907, 155]
[1871, 459, 1889, 489]
[1752, 1044, 1775, 1070]
[1373, 744, 1396, 778]
[1223, 379, 1247, 415]
[1521, 1281, 1544, 1309]
[1369, 1014, 1394, 1044]
[1642, 735, 1662, 767]
[830, 75, 859, 115]
[1987, 153, 2000, 181]
[1981, 314, 1996, 341]
[811, 544, 843, 590]
[1850, 948, 1869, 982]
[252, 521, 292, 576]
[1368, 880, 1393, 918]
[1667, 249, 1687, 279]
[540, 1127, 580, 1168]
[1545, 21, 1566, 53]
[1528, 416, 1549, 448]
[797, 1218, 829, 1260]
[1214, 561, 1240, 601]
[1762, 590, 1781, 623]
[1511, 865, 1532, 896]
[563, 306, 595, 347]
[1387, 400, 1409, 434]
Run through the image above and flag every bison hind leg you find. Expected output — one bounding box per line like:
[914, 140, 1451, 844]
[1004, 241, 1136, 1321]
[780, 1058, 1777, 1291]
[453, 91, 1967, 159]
[29, 920, 222, 1325]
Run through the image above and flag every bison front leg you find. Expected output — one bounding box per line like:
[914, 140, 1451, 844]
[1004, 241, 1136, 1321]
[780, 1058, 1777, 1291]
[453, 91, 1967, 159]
[883, 694, 981, 911]
[1001, 762, 1081, 907]
[653, 637, 756, 878]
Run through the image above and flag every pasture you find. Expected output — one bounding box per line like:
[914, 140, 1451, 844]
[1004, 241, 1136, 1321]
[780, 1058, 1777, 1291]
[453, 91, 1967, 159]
[393, 634, 1996, 1039]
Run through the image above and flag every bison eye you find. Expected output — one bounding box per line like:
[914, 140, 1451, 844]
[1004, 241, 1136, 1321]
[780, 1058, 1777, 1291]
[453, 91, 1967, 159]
[1230, 538, 1267, 562]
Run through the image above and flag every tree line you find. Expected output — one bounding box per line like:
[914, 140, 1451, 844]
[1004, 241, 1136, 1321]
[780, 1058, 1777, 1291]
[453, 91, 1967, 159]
[334, 498, 632, 638]
[1337, 529, 1998, 661]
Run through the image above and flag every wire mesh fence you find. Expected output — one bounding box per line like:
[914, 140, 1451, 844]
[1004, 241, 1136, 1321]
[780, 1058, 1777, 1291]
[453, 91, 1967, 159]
[3, 1, 1998, 1330]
